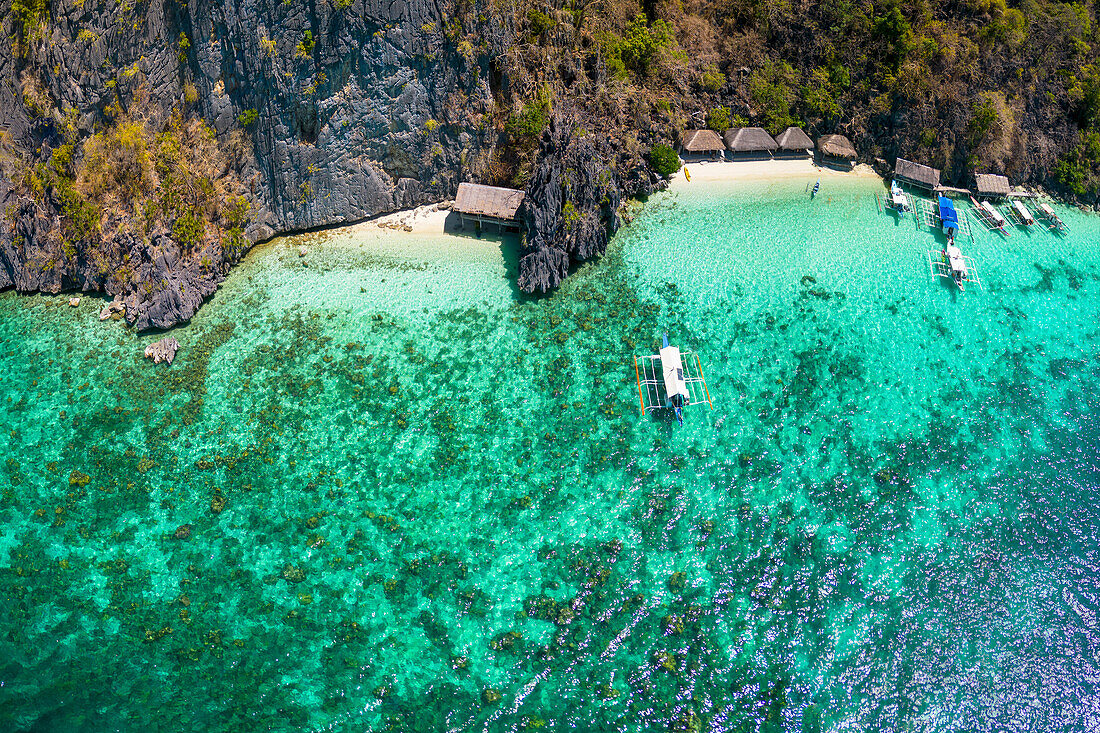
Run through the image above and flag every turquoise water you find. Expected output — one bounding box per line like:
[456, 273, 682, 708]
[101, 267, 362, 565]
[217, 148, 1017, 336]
[3, 175, 1100, 731]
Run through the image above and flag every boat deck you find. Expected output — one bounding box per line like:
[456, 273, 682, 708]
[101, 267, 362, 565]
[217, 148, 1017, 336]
[928, 249, 983, 290]
[970, 202, 1009, 233]
[1007, 203, 1035, 227]
[914, 197, 972, 237]
[634, 351, 712, 415]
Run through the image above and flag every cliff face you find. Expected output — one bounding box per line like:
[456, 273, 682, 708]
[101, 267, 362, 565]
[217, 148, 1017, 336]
[3, 0, 1098, 327]
[0, 0, 511, 328]
[519, 111, 661, 293]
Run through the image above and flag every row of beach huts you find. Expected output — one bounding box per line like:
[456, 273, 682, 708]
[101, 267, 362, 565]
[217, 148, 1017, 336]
[679, 127, 858, 166]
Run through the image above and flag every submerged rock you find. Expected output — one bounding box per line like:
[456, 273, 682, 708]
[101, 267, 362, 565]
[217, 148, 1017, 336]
[99, 298, 125, 321]
[281, 564, 306, 583]
[144, 337, 179, 366]
[173, 524, 192, 540]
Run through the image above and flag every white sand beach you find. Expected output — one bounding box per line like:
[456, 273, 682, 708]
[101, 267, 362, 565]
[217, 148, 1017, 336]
[669, 158, 879, 190]
[370, 202, 455, 235]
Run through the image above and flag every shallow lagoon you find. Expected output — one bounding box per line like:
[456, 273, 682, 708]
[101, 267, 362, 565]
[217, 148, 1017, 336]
[2, 173, 1100, 731]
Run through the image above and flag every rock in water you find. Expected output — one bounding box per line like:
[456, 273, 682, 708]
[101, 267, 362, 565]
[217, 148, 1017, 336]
[144, 337, 180, 365]
[519, 112, 656, 294]
[68, 297, 80, 307]
[99, 297, 125, 321]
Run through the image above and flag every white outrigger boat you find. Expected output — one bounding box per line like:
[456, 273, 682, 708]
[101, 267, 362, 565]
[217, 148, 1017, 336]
[634, 334, 712, 425]
[970, 197, 1008, 233]
[1037, 202, 1068, 232]
[887, 180, 911, 213]
[1008, 200, 1035, 227]
[928, 236, 981, 292]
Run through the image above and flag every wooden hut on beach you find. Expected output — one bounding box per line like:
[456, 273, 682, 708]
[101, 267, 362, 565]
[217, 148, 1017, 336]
[454, 182, 525, 232]
[723, 127, 778, 158]
[894, 158, 941, 190]
[816, 134, 857, 167]
[975, 173, 1010, 200]
[774, 127, 814, 158]
[679, 129, 725, 159]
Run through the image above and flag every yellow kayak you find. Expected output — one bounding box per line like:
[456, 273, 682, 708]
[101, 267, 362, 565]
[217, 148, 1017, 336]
[684, 167, 691, 182]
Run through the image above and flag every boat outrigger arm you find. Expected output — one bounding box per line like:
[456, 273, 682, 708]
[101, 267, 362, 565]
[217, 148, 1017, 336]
[634, 334, 713, 425]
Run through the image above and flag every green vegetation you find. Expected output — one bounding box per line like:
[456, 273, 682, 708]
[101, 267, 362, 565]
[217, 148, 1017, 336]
[705, 106, 730, 132]
[507, 87, 552, 143]
[1055, 130, 1100, 195]
[749, 61, 800, 135]
[561, 200, 581, 229]
[699, 64, 725, 93]
[967, 95, 1002, 148]
[238, 108, 259, 126]
[171, 210, 205, 249]
[527, 8, 555, 38]
[296, 30, 316, 58]
[11, 0, 48, 52]
[600, 13, 674, 78]
[16, 106, 249, 258]
[648, 144, 680, 177]
[177, 32, 190, 62]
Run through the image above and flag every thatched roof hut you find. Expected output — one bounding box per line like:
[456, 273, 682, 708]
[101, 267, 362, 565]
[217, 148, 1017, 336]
[679, 129, 725, 154]
[723, 127, 778, 153]
[894, 158, 940, 190]
[975, 173, 1010, 198]
[775, 127, 813, 152]
[454, 183, 525, 230]
[816, 134, 857, 160]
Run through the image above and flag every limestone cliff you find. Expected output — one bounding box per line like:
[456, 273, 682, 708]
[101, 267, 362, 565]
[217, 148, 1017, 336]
[0, 0, 511, 328]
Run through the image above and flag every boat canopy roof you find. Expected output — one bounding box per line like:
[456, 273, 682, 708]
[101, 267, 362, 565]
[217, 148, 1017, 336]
[938, 196, 959, 227]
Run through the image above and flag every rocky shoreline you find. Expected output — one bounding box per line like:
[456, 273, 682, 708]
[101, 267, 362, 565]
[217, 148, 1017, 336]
[2, 0, 1097, 332]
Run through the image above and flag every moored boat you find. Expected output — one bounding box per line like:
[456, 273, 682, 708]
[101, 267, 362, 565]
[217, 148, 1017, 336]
[938, 195, 960, 237]
[1037, 202, 1068, 232]
[943, 240, 970, 291]
[1010, 200, 1035, 226]
[889, 181, 910, 212]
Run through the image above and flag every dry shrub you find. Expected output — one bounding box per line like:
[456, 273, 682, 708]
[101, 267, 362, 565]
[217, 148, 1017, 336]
[78, 119, 155, 201]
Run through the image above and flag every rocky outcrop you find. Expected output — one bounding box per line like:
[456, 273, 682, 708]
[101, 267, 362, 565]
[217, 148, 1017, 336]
[519, 113, 661, 294]
[144, 337, 180, 365]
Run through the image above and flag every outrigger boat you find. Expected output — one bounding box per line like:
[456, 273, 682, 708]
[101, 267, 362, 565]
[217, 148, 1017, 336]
[1037, 202, 1068, 232]
[1009, 200, 1035, 227]
[811, 179, 820, 199]
[928, 236, 982, 292]
[938, 195, 960, 237]
[887, 180, 911, 213]
[970, 196, 1008, 233]
[634, 334, 712, 425]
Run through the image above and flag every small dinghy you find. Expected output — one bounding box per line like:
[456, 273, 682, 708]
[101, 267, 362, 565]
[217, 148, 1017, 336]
[811, 179, 820, 199]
